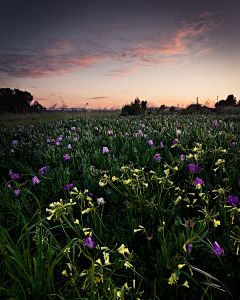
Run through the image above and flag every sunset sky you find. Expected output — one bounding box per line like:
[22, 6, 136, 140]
[1, 0, 240, 109]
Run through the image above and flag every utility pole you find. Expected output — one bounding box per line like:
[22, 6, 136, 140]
[217, 96, 219, 102]
[196, 97, 198, 104]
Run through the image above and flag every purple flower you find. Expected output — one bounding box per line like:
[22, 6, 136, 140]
[193, 177, 204, 186]
[211, 241, 224, 256]
[153, 154, 161, 161]
[186, 243, 192, 254]
[108, 130, 113, 135]
[8, 184, 11, 189]
[160, 142, 164, 148]
[232, 142, 237, 148]
[214, 123, 218, 128]
[238, 178, 240, 185]
[11, 173, 20, 179]
[74, 137, 78, 141]
[71, 127, 76, 131]
[26, 143, 30, 147]
[227, 195, 239, 207]
[83, 237, 95, 249]
[180, 154, 184, 161]
[39, 167, 48, 175]
[125, 132, 129, 136]
[63, 154, 71, 160]
[51, 139, 56, 143]
[64, 183, 74, 190]
[68, 144, 72, 149]
[10, 149, 14, 153]
[94, 127, 98, 131]
[90, 165, 93, 171]
[14, 189, 20, 195]
[86, 191, 93, 198]
[32, 176, 40, 185]
[173, 139, 181, 144]
[103, 147, 109, 154]
[56, 142, 60, 146]
[12, 140, 18, 145]
[187, 164, 202, 173]
[148, 140, 153, 146]
[9, 169, 13, 175]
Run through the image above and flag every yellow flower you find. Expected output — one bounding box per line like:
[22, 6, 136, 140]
[95, 258, 102, 266]
[117, 244, 130, 255]
[84, 189, 88, 193]
[103, 252, 110, 265]
[214, 219, 221, 227]
[164, 169, 170, 176]
[213, 167, 219, 172]
[74, 219, 79, 224]
[124, 261, 134, 269]
[142, 182, 148, 187]
[178, 264, 185, 269]
[112, 176, 119, 181]
[62, 270, 68, 276]
[182, 281, 189, 288]
[193, 147, 198, 152]
[168, 277, 175, 285]
[124, 179, 131, 184]
[99, 181, 105, 187]
[195, 184, 201, 189]
[82, 208, 92, 214]
[173, 166, 178, 171]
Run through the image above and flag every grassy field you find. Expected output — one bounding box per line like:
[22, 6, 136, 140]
[0, 109, 240, 299]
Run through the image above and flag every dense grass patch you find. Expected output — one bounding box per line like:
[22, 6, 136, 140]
[0, 111, 240, 299]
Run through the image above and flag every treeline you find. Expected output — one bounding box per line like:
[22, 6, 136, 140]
[0, 88, 46, 113]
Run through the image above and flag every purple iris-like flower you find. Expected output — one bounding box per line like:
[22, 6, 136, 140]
[11, 173, 20, 179]
[74, 137, 77, 141]
[14, 189, 20, 195]
[94, 127, 98, 131]
[187, 164, 202, 173]
[103, 147, 109, 154]
[232, 142, 237, 148]
[63, 154, 71, 160]
[186, 243, 192, 254]
[211, 241, 224, 256]
[153, 154, 161, 161]
[32, 176, 40, 185]
[180, 154, 184, 161]
[68, 144, 72, 149]
[64, 183, 74, 190]
[83, 237, 95, 249]
[160, 142, 164, 148]
[173, 139, 181, 144]
[8, 184, 11, 189]
[51, 139, 56, 143]
[39, 167, 48, 175]
[227, 195, 239, 207]
[86, 191, 93, 198]
[56, 142, 60, 146]
[90, 165, 93, 171]
[125, 132, 129, 136]
[12, 140, 18, 145]
[71, 127, 76, 131]
[148, 140, 153, 146]
[10, 149, 14, 153]
[9, 169, 13, 175]
[108, 130, 113, 135]
[193, 177, 204, 186]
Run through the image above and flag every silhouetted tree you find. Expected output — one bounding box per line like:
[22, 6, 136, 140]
[215, 94, 237, 108]
[0, 88, 45, 113]
[159, 104, 166, 110]
[141, 100, 147, 110]
[121, 97, 148, 116]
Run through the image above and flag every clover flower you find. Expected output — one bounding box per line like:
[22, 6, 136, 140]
[153, 154, 161, 161]
[186, 243, 192, 254]
[83, 237, 95, 249]
[32, 176, 40, 185]
[64, 184, 74, 190]
[187, 164, 202, 173]
[11, 173, 20, 179]
[211, 241, 224, 256]
[39, 167, 48, 175]
[227, 195, 239, 207]
[148, 140, 153, 146]
[63, 154, 71, 160]
[14, 189, 20, 195]
[103, 147, 109, 154]
[193, 177, 204, 186]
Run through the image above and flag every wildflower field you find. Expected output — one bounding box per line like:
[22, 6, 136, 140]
[0, 110, 240, 300]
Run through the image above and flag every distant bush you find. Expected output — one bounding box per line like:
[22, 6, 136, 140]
[169, 106, 175, 112]
[121, 97, 147, 116]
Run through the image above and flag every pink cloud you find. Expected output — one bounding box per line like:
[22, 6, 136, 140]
[0, 13, 220, 79]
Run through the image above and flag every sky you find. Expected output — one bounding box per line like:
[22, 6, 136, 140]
[1, 0, 240, 109]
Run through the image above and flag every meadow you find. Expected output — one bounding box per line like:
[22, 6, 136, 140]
[0, 109, 240, 300]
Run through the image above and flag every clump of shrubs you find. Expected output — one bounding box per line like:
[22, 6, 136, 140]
[121, 97, 147, 116]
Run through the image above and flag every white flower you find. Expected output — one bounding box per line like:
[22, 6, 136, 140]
[97, 197, 105, 205]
